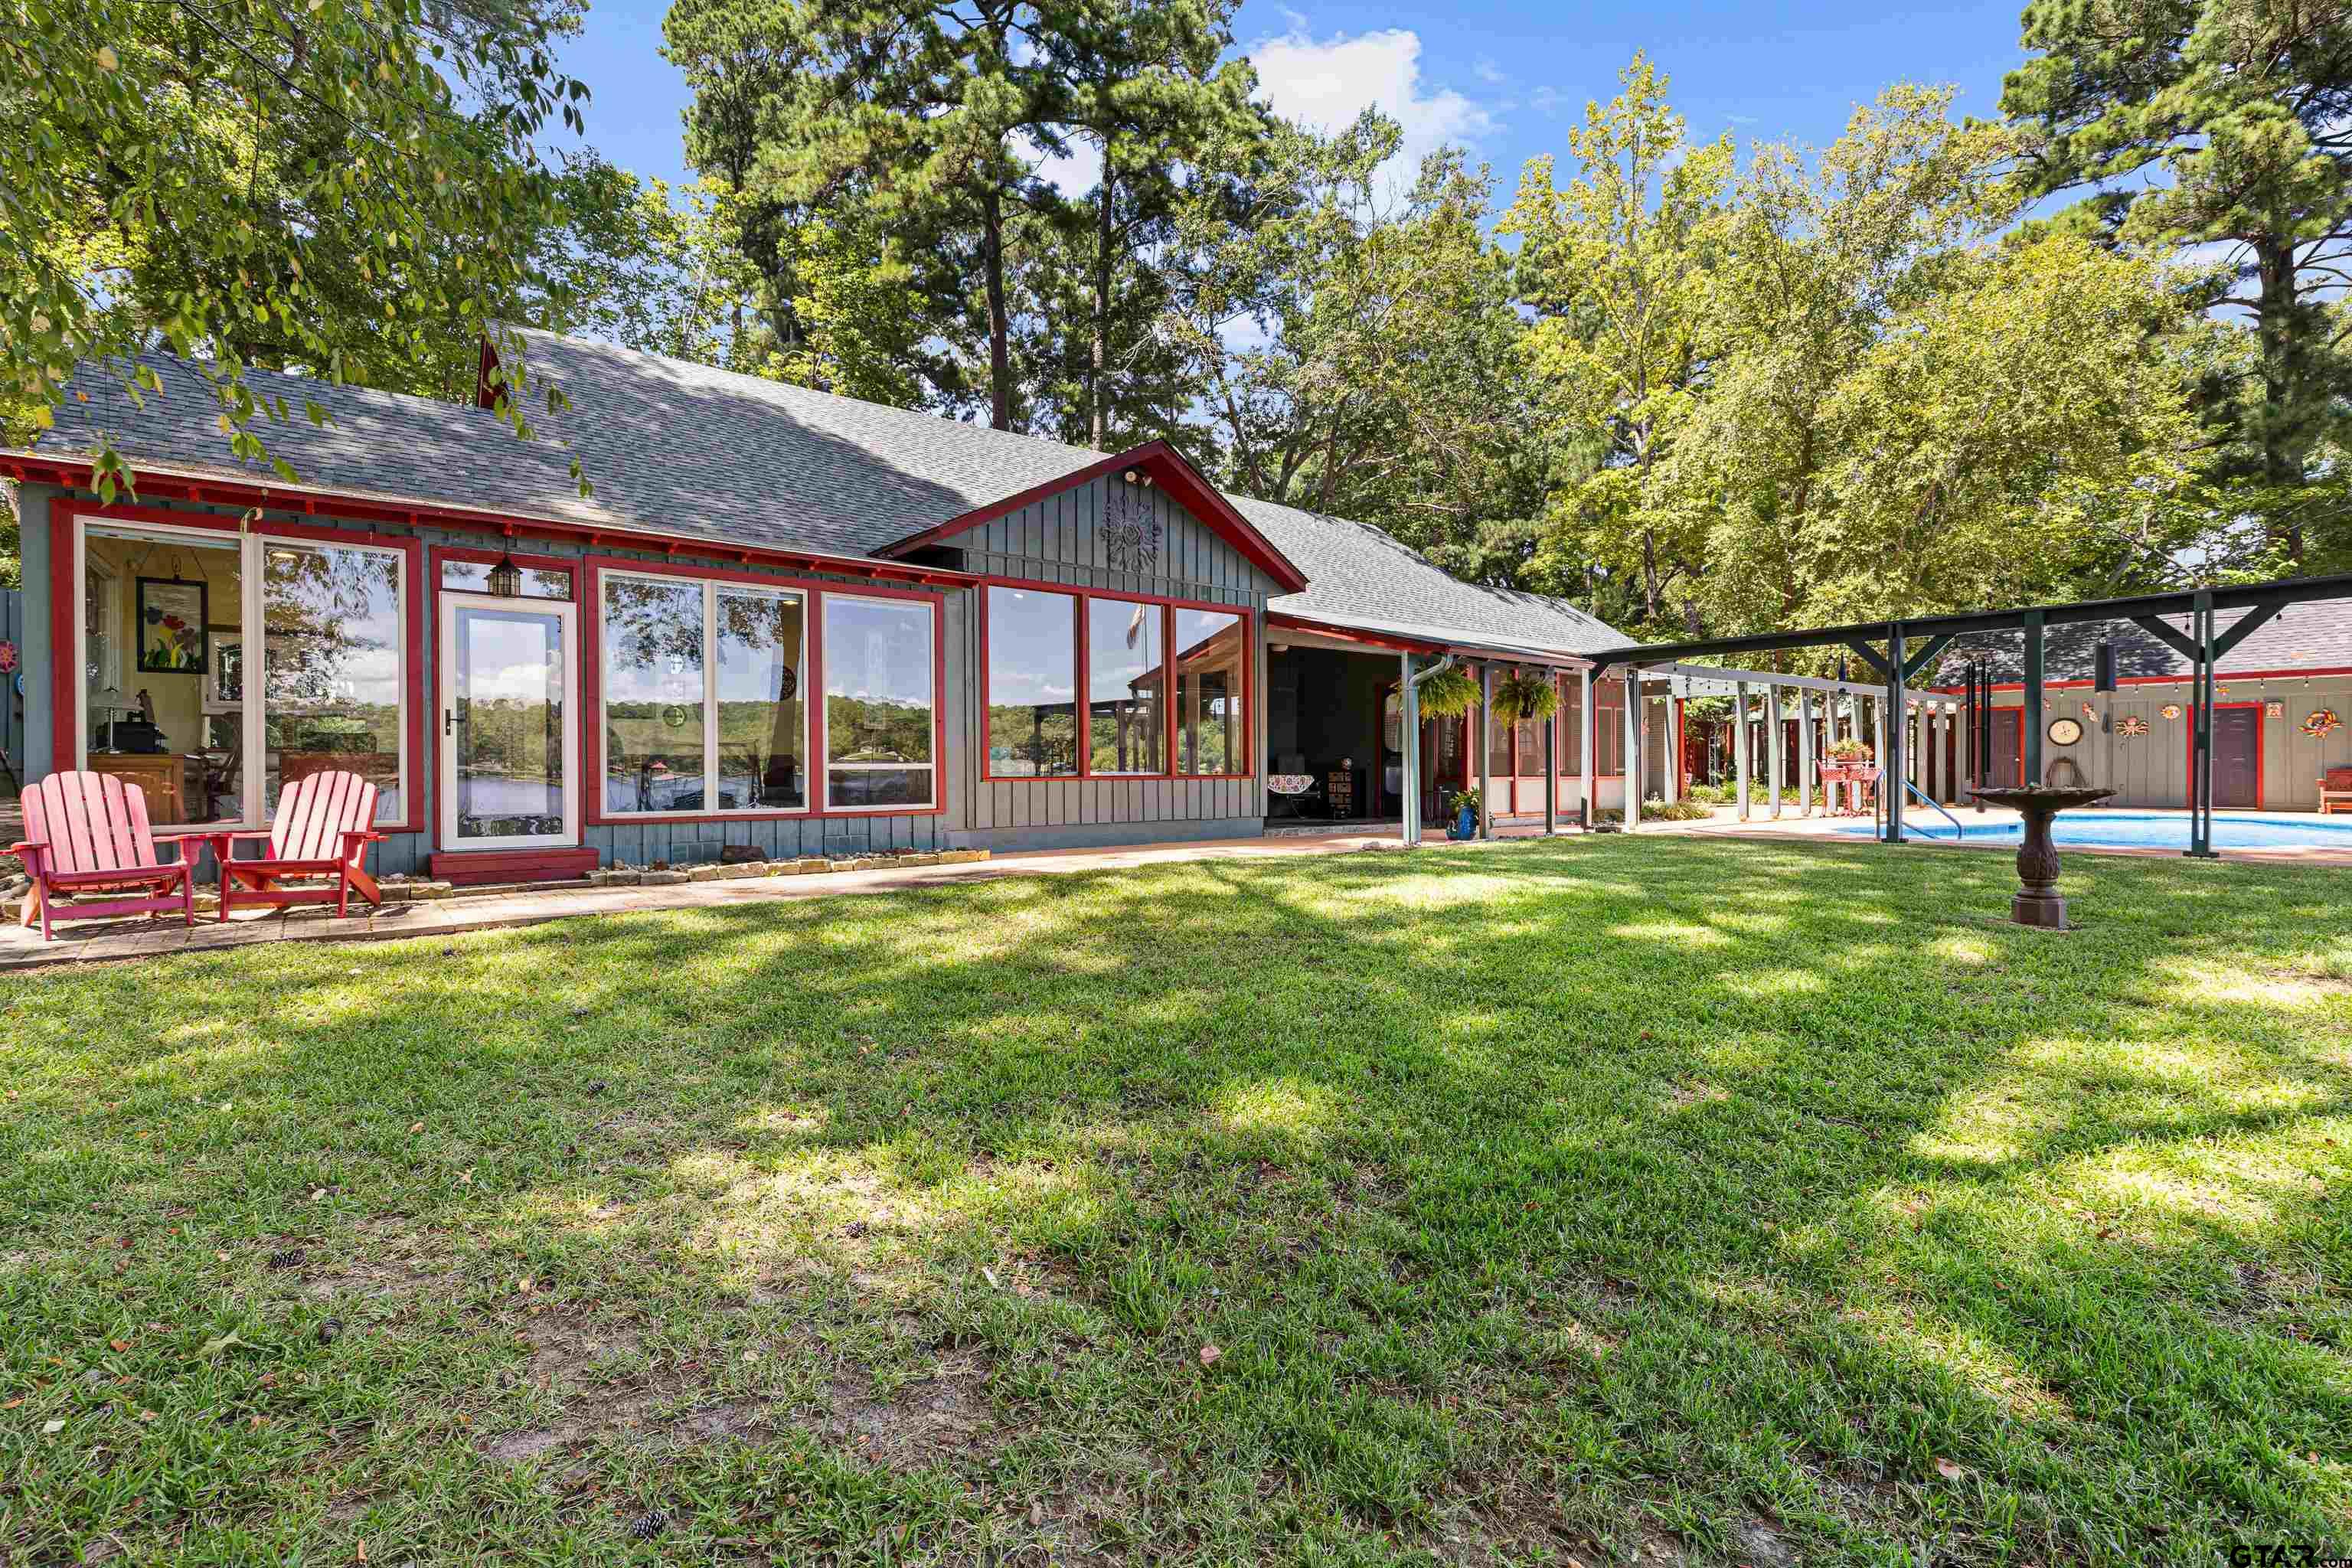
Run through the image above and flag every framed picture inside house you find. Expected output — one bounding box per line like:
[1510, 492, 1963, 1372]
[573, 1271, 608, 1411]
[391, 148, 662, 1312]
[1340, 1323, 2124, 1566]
[136, 578, 208, 675]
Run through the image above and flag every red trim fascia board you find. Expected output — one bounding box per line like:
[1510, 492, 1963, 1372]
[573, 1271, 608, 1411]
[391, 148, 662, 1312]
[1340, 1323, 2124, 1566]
[4, 456, 977, 588]
[1940, 666, 2352, 694]
[580, 561, 949, 826]
[2186, 700, 2265, 808]
[1266, 611, 1593, 670]
[873, 441, 1312, 594]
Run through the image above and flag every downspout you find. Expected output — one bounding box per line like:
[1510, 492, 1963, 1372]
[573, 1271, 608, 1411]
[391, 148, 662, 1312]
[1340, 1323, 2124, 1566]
[1401, 653, 1456, 848]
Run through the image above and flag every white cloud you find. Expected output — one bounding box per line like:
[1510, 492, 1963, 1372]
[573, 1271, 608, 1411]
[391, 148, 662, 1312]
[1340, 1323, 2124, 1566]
[1472, 57, 1508, 87]
[1248, 24, 1499, 192]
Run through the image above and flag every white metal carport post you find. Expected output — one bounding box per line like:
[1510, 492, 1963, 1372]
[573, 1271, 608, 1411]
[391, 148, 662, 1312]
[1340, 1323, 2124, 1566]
[1400, 651, 1419, 847]
[1477, 662, 1494, 839]
[1798, 688, 1815, 816]
[1766, 683, 1784, 818]
[1733, 681, 1751, 820]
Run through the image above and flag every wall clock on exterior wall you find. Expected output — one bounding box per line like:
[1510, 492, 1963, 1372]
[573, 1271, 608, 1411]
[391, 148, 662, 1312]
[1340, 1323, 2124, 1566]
[2047, 717, 2084, 746]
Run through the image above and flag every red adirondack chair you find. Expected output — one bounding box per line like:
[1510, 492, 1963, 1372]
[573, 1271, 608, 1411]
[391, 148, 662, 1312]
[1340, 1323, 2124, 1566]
[203, 770, 386, 922]
[10, 770, 196, 941]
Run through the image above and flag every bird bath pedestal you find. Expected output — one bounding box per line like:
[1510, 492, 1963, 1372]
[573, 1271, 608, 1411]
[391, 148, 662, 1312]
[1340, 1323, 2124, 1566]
[1966, 786, 2116, 929]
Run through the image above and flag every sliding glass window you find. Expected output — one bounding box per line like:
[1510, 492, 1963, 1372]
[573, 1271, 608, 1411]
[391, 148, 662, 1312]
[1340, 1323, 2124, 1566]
[600, 571, 806, 815]
[1087, 597, 1165, 776]
[73, 518, 409, 831]
[1173, 608, 1245, 776]
[984, 586, 1078, 777]
[822, 595, 935, 809]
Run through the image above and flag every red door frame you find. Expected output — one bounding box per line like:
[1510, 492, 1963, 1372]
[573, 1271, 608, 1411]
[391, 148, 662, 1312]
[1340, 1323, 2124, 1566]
[2186, 701, 2264, 809]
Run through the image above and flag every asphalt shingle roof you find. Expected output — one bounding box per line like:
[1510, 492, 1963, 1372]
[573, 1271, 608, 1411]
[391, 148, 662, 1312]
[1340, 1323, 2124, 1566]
[1936, 607, 2352, 684]
[35, 328, 1631, 658]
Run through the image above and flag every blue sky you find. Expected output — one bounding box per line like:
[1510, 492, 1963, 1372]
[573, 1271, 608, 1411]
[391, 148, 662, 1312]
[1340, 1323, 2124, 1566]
[550, 0, 2034, 201]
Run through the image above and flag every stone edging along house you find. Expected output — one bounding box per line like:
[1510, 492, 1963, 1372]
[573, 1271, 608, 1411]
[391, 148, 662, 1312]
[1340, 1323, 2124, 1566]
[2, 328, 1646, 884]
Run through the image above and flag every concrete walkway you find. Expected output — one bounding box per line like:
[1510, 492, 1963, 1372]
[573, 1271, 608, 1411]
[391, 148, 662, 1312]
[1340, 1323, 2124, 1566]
[0, 828, 1501, 971]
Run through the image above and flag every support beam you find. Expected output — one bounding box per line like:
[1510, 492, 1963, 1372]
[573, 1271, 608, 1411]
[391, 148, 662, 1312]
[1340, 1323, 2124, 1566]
[1544, 674, 1559, 835]
[2188, 593, 2217, 859]
[2022, 611, 2046, 789]
[1843, 639, 1892, 682]
[1624, 670, 1643, 831]
[1580, 666, 1597, 831]
[1798, 688, 1815, 817]
[1900, 632, 1955, 684]
[1733, 682, 1752, 820]
[2212, 602, 2285, 662]
[1400, 651, 1420, 847]
[1766, 684, 1784, 818]
[1884, 624, 1907, 844]
[1478, 662, 1494, 840]
[2129, 614, 2201, 665]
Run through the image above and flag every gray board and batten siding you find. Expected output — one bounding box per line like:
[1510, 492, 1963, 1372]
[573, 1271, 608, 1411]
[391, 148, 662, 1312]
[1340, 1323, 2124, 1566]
[935, 472, 1278, 852]
[17, 470, 1280, 871]
[1988, 679, 2352, 811]
[16, 482, 959, 877]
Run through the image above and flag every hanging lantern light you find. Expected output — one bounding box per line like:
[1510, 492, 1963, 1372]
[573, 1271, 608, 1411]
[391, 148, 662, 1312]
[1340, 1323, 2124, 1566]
[486, 550, 523, 598]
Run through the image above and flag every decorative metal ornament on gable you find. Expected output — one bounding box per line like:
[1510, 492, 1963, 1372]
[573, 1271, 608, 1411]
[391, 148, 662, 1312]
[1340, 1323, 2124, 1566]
[1102, 471, 1163, 573]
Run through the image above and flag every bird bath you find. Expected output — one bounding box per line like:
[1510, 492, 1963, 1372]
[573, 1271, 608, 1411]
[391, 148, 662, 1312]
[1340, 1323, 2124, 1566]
[1966, 785, 2117, 929]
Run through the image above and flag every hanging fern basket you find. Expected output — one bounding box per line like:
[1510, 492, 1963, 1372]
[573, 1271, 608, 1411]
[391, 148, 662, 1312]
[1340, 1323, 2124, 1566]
[1490, 670, 1559, 726]
[1413, 667, 1480, 719]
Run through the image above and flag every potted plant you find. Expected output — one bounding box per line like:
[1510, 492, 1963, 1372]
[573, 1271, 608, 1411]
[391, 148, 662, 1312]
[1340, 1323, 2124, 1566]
[1825, 737, 1870, 768]
[1490, 669, 1559, 725]
[1414, 666, 1479, 720]
[1446, 786, 1482, 840]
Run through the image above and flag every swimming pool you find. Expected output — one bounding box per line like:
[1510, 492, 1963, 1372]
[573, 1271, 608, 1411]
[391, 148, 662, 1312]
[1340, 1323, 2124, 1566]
[1834, 811, 2352, 851]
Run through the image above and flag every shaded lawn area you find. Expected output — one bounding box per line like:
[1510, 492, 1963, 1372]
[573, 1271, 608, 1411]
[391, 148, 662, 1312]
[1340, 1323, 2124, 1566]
[2, 838, 2348, 1566]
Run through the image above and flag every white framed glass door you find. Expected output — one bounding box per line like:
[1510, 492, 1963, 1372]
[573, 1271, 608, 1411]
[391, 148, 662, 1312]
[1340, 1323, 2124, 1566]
[438, 593, 580, 850]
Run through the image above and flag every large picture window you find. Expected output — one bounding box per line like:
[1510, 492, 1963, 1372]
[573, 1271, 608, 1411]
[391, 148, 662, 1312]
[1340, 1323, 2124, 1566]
[262, 541, 407, 821]
[599, 570, 806, 815]
[73, 518, 411, 831]
[823, 594, 936, 809]
[1173, 608, 1244, 776]
[982, 588, 1254, 781]
[985, 586, 1078, 777]
[1088, 596, 1165, 776]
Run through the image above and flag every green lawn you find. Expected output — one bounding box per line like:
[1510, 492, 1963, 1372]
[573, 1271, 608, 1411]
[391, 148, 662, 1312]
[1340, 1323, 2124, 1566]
[2, 837, 2347, 1566]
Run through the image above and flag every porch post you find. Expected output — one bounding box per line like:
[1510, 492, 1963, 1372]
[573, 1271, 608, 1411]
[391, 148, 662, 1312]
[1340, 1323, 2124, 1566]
[2188, 593, 2217, 859]
[1885, 622, 1907, 845]
[1798, 688, 1815, 817]
[1766, 683, 1784, 818]
[1733, 681, 1752, 820]
[1400, 651, 1419, 847]
[1544, 672, 1559, 835]
[1624, 668, 1644, 831]
[1580, 665, 1597, 831]
[2022, 610, 2047, 790]
[1478, 662, 1494, 839]
[1663, 688, 1681, 806]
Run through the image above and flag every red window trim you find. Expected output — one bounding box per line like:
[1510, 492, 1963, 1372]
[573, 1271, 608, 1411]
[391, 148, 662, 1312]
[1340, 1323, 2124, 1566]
[54, 503, 427, 835]
[580, 555, 948, 825]
[978, 575, 1255, 784]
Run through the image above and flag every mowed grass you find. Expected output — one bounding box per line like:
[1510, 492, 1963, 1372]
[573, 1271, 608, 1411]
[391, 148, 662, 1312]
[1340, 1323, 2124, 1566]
[1, 837, 2347, 1567]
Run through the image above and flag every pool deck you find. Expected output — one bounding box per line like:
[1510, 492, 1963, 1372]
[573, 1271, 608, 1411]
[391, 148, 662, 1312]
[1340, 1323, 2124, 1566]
[1641, 803, 2352, 865]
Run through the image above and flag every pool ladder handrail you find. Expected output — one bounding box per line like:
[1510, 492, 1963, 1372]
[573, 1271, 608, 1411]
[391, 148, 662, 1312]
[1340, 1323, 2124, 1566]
[1874, 778, 1967, 841]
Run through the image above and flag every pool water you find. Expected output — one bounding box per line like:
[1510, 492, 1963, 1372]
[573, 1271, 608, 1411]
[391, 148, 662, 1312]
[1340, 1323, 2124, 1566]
[1835, 811, 2352, 851]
